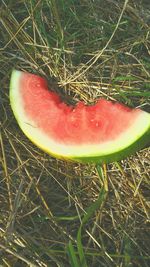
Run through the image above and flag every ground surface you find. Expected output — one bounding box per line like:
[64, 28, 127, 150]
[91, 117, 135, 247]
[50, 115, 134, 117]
[0, 0, 150, 266]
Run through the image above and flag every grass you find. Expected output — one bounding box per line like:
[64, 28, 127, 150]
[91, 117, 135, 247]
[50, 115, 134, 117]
[0, 0, 150, 266]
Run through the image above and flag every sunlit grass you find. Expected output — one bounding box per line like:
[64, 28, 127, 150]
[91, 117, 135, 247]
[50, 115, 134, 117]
[0, 0, 150, 266]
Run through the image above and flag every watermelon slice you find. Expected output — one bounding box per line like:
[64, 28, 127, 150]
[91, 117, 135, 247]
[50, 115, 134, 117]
[9, 70, 150, 163]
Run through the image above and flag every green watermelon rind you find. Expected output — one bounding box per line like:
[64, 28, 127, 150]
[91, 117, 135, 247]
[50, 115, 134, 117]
[71, 128, 150, 163]
[10, 70, 150, 164]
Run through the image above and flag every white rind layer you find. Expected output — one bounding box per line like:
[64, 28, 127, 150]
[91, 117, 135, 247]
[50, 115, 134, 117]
[10, 70, 150, 159]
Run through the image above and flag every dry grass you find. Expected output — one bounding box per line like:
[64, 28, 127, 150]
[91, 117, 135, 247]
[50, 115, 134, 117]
[0, 0, 150, 266]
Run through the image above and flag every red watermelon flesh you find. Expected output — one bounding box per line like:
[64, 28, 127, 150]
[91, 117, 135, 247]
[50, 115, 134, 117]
[10, 70, 150, 163]
[19, 72, 139, 144]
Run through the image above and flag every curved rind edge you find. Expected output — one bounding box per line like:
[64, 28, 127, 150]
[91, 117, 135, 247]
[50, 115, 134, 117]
[70, 127, 150, 163]
[10, 69, 22, 123]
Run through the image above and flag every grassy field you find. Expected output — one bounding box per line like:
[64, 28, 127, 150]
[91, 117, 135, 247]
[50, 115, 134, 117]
[0, 0, 150, 266]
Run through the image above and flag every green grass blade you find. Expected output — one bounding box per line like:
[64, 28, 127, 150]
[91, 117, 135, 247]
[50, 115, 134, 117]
[67, 241, 80, 267]
[77, 226, 88, 267]
[82, 186, 106, 225]
[77, 185, 107, 267]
